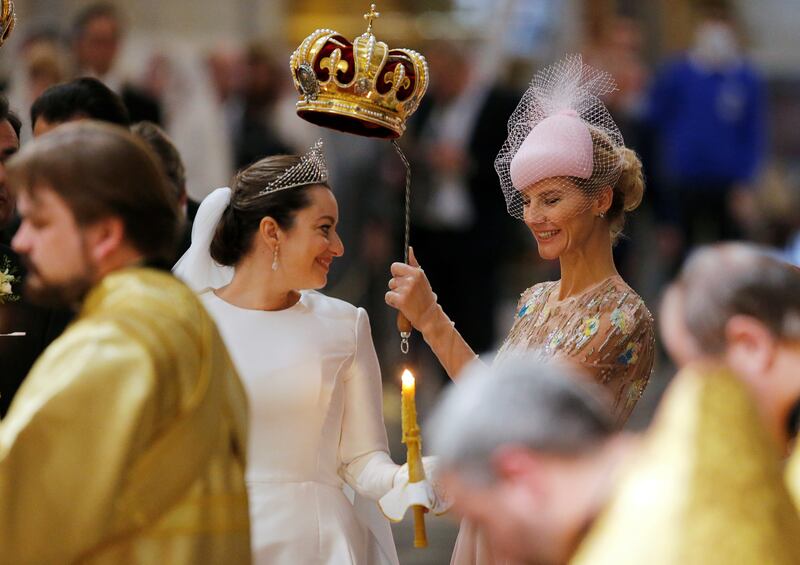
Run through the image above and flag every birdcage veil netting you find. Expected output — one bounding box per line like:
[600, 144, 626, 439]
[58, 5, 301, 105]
[494, 54, 625, 222]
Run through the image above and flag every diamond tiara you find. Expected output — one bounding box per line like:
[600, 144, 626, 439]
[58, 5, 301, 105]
[259, 138, 329, 195]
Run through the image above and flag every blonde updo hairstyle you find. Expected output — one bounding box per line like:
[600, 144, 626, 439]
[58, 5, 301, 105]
[571, 128, 645, 240]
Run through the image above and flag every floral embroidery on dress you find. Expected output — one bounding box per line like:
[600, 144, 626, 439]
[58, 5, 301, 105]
[576, 314, 600, 348]
[0, 255, 20, 305]
[623, 377, 644, 413]
[618, 341, 640, 366]
[518, 286, 546, 318]
[535, 304, 551, 326]
[545, 329, 565, 354]
[611, 308, 633, 335]
[498, 276, 655, 425]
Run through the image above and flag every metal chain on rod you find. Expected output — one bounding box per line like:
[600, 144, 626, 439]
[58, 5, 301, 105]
[392, 139, 412, 354]
[392, 139, 411, 264]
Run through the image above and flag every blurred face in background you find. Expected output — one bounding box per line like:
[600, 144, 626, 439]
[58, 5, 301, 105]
[75, 15, 120, 76]
[692, 17, 740, 67]
[244, 48, 282, 108]
[207, 48, 244, 103]
[26, 41, 67, 100]
[426, 45, 470, 103]
[0, 118, 20, 227]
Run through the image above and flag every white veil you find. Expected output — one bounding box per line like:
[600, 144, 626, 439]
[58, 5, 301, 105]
[173, 186, 235, 291]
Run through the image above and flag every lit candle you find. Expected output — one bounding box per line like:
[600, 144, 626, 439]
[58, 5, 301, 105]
[401, 369, 428, 548]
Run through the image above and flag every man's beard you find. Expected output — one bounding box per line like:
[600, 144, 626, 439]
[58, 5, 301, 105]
[20, 245, 96, 310]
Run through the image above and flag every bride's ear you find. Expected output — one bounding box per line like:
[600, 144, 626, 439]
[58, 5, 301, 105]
[258, 217, 281, 248]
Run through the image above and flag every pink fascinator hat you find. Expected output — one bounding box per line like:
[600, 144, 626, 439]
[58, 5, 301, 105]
[496, 54, 624, 220]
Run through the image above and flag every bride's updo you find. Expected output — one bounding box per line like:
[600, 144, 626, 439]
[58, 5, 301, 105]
[210, 155, 329, 266]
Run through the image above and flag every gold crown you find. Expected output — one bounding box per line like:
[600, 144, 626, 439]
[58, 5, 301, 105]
[0, 0, 15, 47]
[290, 4, 428, 139]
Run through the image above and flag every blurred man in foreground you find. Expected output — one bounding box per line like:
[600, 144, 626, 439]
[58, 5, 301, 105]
[429, 353, 800, 564]
[0, 121, 250, 562]
[660, 243, 800, 504]
[429, 357, 636, 564]
[576, 243, 800, 563]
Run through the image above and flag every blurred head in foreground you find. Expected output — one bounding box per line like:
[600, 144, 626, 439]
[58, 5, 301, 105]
[428, 356, 635, 565]
[660, 242, 800, 447]
[9, 121, 179, 307]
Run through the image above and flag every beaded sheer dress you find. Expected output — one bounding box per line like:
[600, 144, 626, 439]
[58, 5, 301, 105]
[451, 275, 654, 565]
[499, 275, 654, 423]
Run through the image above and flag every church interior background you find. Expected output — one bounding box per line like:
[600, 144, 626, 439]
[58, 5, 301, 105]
[4, 1, 800, 562]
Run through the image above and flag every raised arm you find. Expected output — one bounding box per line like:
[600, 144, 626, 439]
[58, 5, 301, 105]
[385, 247, 479, 380]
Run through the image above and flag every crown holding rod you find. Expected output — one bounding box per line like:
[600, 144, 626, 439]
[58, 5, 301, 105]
[290, 3, 429, 139]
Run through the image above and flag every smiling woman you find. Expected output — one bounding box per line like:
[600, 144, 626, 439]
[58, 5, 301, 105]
[520, 130, 644, 261]
[172, 141, 445, 565]
[207, 153, 343, 299]
[384, 53, 655, 565]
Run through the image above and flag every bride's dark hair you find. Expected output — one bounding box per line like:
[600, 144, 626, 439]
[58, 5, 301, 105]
[210, 155, 330, 266]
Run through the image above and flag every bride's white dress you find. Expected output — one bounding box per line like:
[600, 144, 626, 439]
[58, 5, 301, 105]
[200, 289, 399, 565]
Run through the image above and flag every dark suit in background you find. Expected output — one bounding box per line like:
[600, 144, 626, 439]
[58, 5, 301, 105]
[0, 244, 72, 417]
[175, 197, 201, 263]
[121, 85, 163, 126]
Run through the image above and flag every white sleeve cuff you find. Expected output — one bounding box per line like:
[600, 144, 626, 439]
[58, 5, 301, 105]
[342, 451, 399, 501]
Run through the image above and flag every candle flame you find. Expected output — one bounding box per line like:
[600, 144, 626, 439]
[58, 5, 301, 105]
[401, 369, 415, 389]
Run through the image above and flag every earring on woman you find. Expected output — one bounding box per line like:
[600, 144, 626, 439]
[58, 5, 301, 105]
[272, 244, 280, 271]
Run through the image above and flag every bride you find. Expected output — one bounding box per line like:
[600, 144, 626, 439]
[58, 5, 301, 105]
[174, 141, 443, 564]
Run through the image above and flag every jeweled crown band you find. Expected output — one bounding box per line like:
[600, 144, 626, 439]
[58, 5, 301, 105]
[290, 9, 429, 140]
[259, 139, 329, 196]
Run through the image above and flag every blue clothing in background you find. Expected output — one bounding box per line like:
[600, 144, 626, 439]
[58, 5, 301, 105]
[648, 56, 766, 186]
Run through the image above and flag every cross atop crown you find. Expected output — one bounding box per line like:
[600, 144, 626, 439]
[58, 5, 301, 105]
[363, 3, 380, 35]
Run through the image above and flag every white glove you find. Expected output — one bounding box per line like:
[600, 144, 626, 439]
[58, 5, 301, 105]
[379, 456, 452, 521]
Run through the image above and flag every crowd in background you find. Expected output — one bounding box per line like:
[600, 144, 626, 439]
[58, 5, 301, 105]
[3, 1, 798, 421]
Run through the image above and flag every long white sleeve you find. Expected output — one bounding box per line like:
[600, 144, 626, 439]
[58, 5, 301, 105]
[338, 308, 400, 500]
